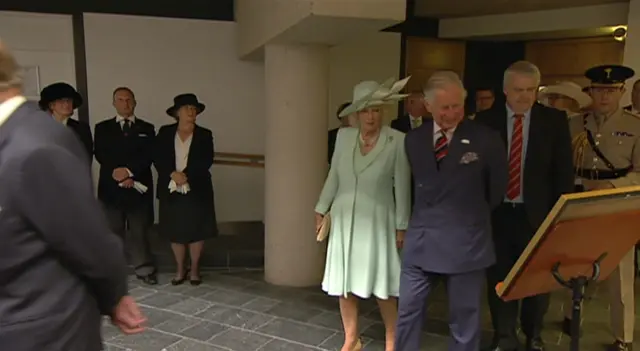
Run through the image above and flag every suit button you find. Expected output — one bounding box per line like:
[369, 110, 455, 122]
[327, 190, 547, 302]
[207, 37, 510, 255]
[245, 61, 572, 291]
[417, 183, 423, 187]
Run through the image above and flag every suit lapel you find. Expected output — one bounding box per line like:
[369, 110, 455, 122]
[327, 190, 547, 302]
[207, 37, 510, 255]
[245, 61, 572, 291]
[166, 124, 178, 163]
[403, 115, 412, 131]
[354, 126, 390, 174]
[439, 120, 469, 171]
[420, 121, 437, 171]
[185, 126, 199, 170]
[496, 106, 509, 149]
[524, 105, 544, 180]
[109, 117, 122, 136]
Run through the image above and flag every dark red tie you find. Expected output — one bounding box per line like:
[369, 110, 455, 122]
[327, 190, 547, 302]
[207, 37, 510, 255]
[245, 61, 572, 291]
[506, 114, 524, 200]
[434, 130, 448, 166]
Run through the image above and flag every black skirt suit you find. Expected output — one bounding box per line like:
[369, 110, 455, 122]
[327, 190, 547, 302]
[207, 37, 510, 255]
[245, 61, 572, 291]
[153, 123, 218, 243]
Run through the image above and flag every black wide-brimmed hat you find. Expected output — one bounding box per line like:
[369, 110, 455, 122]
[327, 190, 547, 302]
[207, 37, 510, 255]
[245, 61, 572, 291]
[166, 93, 206, 118]
[38, 82, 83, 111]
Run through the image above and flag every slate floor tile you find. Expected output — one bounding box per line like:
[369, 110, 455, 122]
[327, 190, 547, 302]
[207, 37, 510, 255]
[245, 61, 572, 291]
[153, 314, 201, 334]
[100, 272, 640, 350]
[200, 288, 258, 306]
[139, 292, 186, 308]
[209, 328, 273, 350]
[259, 338, 322, 350]
[241, 297, 281, 312]
[109, 329, 181, 351]
[265, 301, 324, 323]
[197, 304, 274, 330]
[138, 306, 181, 328]
[167, 297, 213, 315]
[129, 287, 157, 300]
[102, 343, 129, 351]
[164, 339, 227, 351]
[182, 285, 217, 298]
[179, 321, 228, 341]
[256, 318, 335, 346]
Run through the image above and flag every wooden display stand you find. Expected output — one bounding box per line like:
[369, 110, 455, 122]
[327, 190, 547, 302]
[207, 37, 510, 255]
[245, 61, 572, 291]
[495, 186, 640, 351]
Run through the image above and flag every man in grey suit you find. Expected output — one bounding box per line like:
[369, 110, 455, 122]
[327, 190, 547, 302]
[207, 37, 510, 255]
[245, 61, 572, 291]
[395, 71, 508, 351]
[0, 41, 145, 350]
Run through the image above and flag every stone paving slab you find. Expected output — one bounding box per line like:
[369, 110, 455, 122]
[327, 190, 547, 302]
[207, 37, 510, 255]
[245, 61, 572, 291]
[102, 271, 640, 351]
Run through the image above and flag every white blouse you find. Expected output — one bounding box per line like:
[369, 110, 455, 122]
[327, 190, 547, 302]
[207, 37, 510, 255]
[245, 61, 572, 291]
[174, 132, 193, 171]
[170, 132, 193, 194]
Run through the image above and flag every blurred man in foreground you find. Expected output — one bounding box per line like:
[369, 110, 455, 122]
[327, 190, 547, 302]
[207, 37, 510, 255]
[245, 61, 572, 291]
[0, 40, 145, 350]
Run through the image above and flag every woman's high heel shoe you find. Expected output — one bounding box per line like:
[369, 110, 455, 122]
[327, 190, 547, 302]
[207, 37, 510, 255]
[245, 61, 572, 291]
[352, 338, 363, 351]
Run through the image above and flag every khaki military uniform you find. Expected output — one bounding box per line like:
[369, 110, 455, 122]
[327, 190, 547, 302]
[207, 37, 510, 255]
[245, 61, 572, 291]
[568, 107, 640, 343]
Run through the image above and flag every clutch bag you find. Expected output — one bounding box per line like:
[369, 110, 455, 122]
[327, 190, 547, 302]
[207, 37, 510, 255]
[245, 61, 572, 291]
[316, 214, 331, 242]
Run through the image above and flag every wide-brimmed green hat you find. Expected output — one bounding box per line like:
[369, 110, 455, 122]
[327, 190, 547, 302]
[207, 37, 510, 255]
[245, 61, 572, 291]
[339, 76, 411, 117]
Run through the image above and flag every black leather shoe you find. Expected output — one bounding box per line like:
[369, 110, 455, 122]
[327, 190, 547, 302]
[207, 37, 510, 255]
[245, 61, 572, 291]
[608, 340, 633, 351]
[526, 337, 544, 351]
[137, 274, 158, 285]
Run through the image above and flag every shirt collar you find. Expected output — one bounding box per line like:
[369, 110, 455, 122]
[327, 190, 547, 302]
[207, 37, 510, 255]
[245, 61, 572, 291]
[52, 115, 69, 126]
[433, 120, 456, 136]
[506, 103, 531, 119]
[116, 115, 135, 123]
[0, 95, 26, 128]
[409, 114, 422, 120]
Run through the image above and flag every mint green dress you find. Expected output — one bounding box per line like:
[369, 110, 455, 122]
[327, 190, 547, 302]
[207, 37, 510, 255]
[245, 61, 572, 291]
[315, 126, 411, 299]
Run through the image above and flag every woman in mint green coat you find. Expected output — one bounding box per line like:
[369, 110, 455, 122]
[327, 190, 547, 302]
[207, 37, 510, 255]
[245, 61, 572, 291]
[315, 77, 412, 351]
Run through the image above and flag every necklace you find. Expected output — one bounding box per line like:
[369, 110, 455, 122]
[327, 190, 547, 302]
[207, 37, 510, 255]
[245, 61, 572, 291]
[359, 133, 380, 147]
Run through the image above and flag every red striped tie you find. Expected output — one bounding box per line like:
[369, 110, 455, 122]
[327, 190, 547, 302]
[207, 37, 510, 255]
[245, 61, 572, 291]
[506, 114, 524, 200]
[434, 130, 448, 166]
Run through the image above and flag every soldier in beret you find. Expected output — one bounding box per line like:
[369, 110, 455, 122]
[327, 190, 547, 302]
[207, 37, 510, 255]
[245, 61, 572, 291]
[39, 82, 93, 161]
[569, 64, 638, 351]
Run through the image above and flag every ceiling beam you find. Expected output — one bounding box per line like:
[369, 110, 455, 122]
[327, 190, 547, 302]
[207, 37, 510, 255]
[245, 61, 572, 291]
[0, 0, 234, 21]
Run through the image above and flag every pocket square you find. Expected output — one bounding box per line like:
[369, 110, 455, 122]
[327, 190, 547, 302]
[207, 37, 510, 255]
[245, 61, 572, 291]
[460, 152, 479, 164]
[461, 139, 470, 144]
[138, 134, 148, 137]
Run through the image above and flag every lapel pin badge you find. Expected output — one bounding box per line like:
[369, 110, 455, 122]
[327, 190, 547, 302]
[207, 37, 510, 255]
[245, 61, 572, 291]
[461, 139, 470, 144]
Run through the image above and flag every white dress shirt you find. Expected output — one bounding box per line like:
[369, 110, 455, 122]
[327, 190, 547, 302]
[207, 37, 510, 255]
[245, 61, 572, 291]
[116, 115, 135, 129]
[114, 114, 147, 193]
[170, 133, 193, 194]
[433, 120, 455, 146]
[53, 116, 69, 126]
[410, 115, 423, 129]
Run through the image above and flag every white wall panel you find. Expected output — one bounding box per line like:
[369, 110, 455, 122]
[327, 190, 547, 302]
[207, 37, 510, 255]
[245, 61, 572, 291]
[0, 11, 76, 101]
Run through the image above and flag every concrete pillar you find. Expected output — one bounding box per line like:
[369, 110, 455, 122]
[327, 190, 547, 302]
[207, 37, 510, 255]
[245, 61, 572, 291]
[264, 44, 329, 287]
[622, 0, 640, 105]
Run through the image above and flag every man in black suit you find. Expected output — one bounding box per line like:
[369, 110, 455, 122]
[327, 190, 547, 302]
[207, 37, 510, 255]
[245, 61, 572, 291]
[38, 82, 93, 161]
[94, 86, 157, 285]
[328, 101, 353, 163]
[390, 90, 428, 133]
[475, 61, 574, 351]
[0, 40, 145, 350]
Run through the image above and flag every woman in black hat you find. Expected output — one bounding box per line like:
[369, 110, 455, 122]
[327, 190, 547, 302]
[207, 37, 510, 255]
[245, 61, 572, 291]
[153, 93, 218, 285]
[39, 82, 93, 160]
